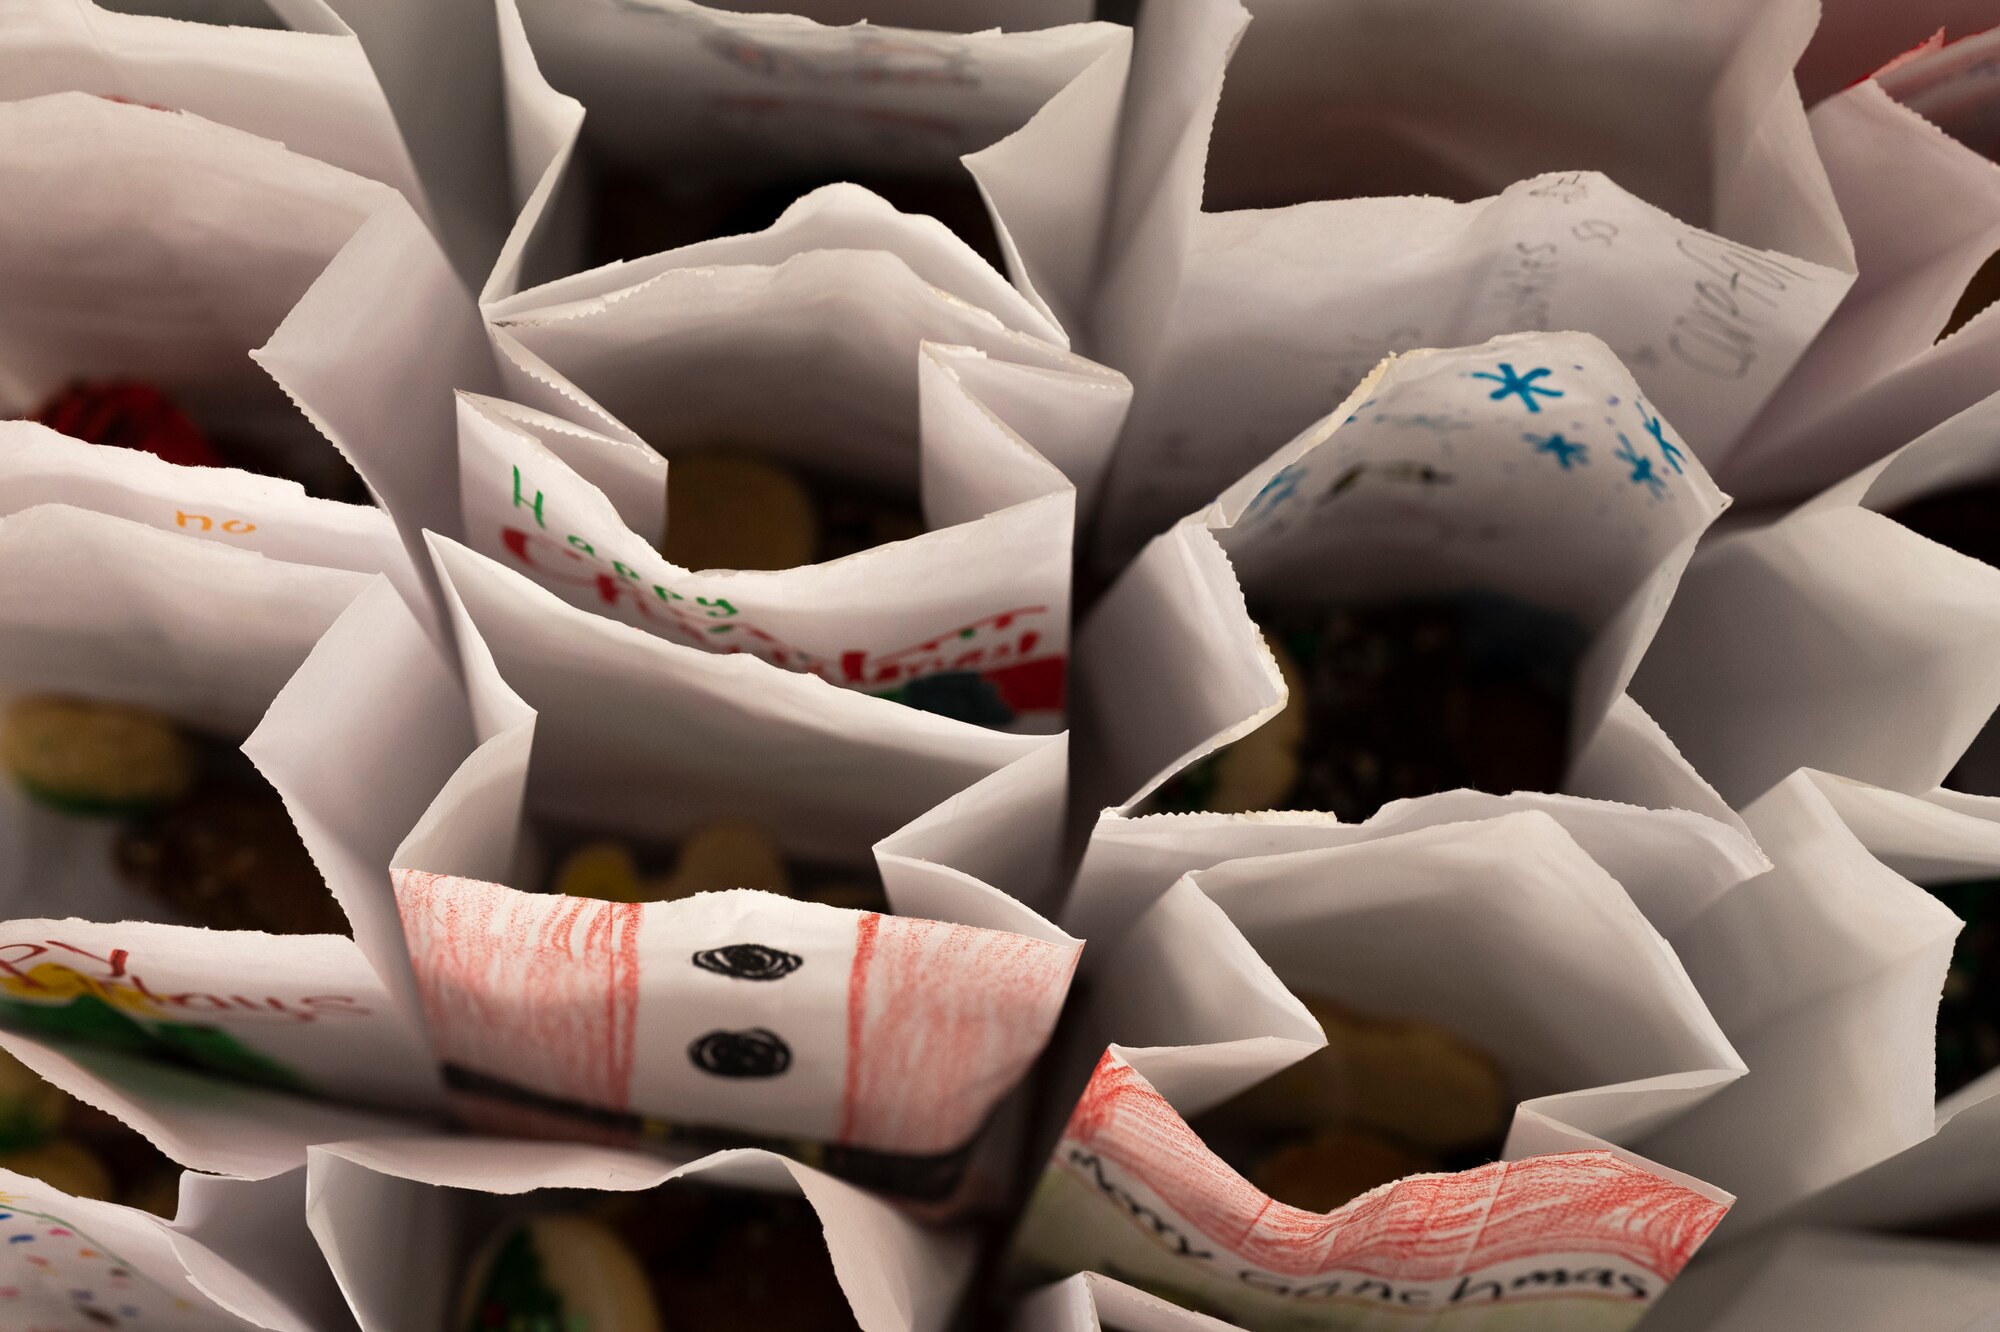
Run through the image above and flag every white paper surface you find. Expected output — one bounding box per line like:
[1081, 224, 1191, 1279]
[309, 0, 516, 281]
[469, 211, 1139, 733]
[253, 192, 501, 617]
[0, 1165, 346, 1332]
[1072, 333, 1745, 933]
[0, 93, 396, 479]
[0, 505, 370, 739]
[1064, 789, 1768, 951]
[1011, 1272, 1244, 1332]
[1635, 770, 1975, 1237]
[0, 0, 437, 230]
[487, 0, 1126, 312]
[1723, 63, 2000, 504]
[1013, 813, 1739, 1331]
[1077, 0, 1853, 562]
[386, 537, 1078, 1199]
[0, 572, 475, 1179]
[1628, 768, 2000, 1240]
[1635, 385, 2000, 808]
[1642, 1228, 2000, 1332]
[307, 1136, 978, 1332]
[0, 423, 424, 614]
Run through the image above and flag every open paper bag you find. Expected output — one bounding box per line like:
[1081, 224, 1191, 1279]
[380, 536, 1084, 1212]
[1014, 813, 1740, 1331]
[0, 535, 476, 1180]
[1070, 331, 1757, 940]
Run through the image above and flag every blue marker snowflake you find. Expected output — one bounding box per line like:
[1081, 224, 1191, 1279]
[1614, 434, 1666, 497]
[1639, 404, 1685, 474]
[1525, 432, 1588, 469]
[1471, 363, 1563, 413]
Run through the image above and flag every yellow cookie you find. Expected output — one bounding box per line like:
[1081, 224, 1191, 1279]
[554, 841, 647, 903]
[1, 695, 194, 816]
[1249, 1127, 1432, 1213]
[0, 1139, 115, 1202]
[1338, 1006, 1510, 1150]
[456, 1215, 662, 1332]
[648, 818, 789, 901]
[661, 451, 818, 572]
[1205, 634, 1307, 813]
[1205, 993, 1507, 1151]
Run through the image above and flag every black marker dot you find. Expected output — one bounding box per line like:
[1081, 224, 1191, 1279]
[691, 943, 803, 981]
[689, 1028, 792, 1078]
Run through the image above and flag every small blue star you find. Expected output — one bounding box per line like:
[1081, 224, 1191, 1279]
[1639, 404, 1684, 474]
[1471, 363, 1563, 413]
[1525, 432, 1588, 469]
[1614, 434, 1666, 497]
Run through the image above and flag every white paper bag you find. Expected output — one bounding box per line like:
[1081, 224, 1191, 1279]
[0, 0, 517, 280]
[0, 543, 480, 1179]
[1635, 768, 2000, 1237]
[446, 204, 1137, 730]
[1070, 332, 1756, 940]
[1641, 1228, 2000, 1332]
[485, 202, 1130, 503]
[1634, 385, 2000, 808]
[1723, 36, 2000, 503]
[1064, 790, 1768, 961]
[1071, 0, 1854, 562]
[488, 0, 1129, 327]
[0, 0, 434, 227]
[379, 535, 1080, 1208]
[0, 92, 402, 496]
[306, 1136, 976, 1332]
[1012, 813, 1740, 1331]
[0, 90, 495, 614]
[1011, 1272, 1244, 1331]
[0, 1165, 352, 1332]
[0, 423, 424, 613]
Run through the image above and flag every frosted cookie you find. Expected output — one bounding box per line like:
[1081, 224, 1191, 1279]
[457, 1215, 663, 1332]
[32, 380, 223, 469]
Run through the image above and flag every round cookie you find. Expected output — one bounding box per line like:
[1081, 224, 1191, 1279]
[0, 1138, 115, 1202]
[1249, 1127, 1433, 1213]
[457, 1215, 663, 1332]
[1207, 993, 1507, 1152]
[553, 841, 646, 904]
[2, 696, 195, 816]
[1206, 634, 1308, 813]
[650, 819, 790, 901]
[662, 451, 818, 572]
